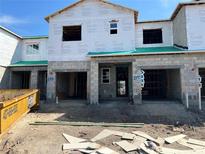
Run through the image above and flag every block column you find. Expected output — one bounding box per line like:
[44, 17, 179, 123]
[132, 62, 142, 104]
[181, 63, 201, 111]
[89, 61, 99, 104]
[46, 70, 56, 103]
[30, 70, 38, 89]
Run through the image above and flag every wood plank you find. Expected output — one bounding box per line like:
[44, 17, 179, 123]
[132, 131, 160, 145]
[140, 144, 158, 154]
[164, 134, 186, 144]
[177, 139, 205, 150]
[91, 129, 113, 142]
[133, 135, 147, 143]
[121, 133, 136, 140]
[161, 147, 205, 154]
[188, 138, 205, 147]
[115, 140, 138, 152]
[62, 142, 101, 150]
[91, 129, 125, 142]
[96, 147, 119, 154]
[31, 121, 144, 128]
[79, 149, 94, 154]
[62, 133, 86, 143]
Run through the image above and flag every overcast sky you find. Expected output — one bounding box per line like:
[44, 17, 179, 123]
[0, 0, 190, 36]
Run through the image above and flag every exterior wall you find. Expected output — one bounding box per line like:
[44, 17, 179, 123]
[9, 66, 47, 89]
[0, 66, 10, 89]
[99, 63, 132, 99]
[47, 61, 90, 102]
[186, 4, 205, 50]
[99, 64, 116, 99]
[167, 69, 181, 100]
[134, 54, 203, 110]
[135, 21, 173, 48]
[48, 0, 135, 61]
[21, 38, 48, 61]
[94, 52, 205, 110]
[0, 29, 22, 66]
[173, 7, 188, 48]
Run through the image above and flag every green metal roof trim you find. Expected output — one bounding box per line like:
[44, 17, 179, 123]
[22, 36, 48, 39]
[9, 61, 48, 67]
[88, 46, 184, 57]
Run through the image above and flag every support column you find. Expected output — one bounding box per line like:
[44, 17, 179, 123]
[30, 70, 38, 89]
[89, 61, 99, 104]
[181, 63, 200, 111]
[132, 62, 142, 104]
[46, 70, 56, 103]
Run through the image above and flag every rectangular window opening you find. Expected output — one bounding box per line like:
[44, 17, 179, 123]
[110, 22, 118, 35]
[101, 68, 110, 84]
[63, 25, 81, 41]
[26, 44, 39, 54]
[143, 29, 163, 44]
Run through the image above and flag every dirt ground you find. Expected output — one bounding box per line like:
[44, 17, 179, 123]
[0, 101, 205, 154]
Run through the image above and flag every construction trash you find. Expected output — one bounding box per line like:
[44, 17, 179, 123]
[62, 129, 205, 154]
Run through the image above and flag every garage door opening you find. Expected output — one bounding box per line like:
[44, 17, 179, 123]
[12, 71, 31, 89]
[142, 69, 181, 101]
[199, 69, 205, 99]
[56, 72, 87, 100]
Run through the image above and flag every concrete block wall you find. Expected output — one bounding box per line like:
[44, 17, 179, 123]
[46, 61, 90, 103]
[89, 61, 99, 104]
[94, 53, 205, 110]
[132, 62, 142, 104]
[30, 70, 38, 89]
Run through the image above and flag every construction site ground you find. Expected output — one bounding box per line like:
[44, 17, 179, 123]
[1, 100, 205, 154]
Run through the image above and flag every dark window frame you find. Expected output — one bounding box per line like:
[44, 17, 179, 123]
[143, 29, 163, 44]
[101, 68, 110, 84]
[63, 25, 82, 41]
[110, 22, 118, 35]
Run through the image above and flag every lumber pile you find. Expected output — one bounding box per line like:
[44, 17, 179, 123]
[61, 129, 205, 154]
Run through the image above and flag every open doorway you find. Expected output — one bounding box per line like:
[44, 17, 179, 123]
[56, 72, 87, 100]
[12, 71, 31, 89]
[116, 67, 129, 97]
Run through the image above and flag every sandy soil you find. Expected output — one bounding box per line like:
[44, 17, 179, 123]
[0, 101, 205, 154]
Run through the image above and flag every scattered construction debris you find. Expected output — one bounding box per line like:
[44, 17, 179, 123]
[164, 134, 186, 144]
[61, 129, 205, 154]
[30, 121, 144, 128]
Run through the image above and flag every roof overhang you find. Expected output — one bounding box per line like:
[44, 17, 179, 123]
[88, 46, 188, 58]
[0, 26, 22, 39]
[45, 0, 138, 23]
[171, 1, 205, 20]
[8, 61, 48, 67]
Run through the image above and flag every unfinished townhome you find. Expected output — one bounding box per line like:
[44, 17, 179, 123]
[0, 0, 205, 111]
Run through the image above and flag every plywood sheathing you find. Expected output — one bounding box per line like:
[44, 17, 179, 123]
[164, 134, 186, 144]
[45, 0, 138, 23]
[62, 133, 87, 143]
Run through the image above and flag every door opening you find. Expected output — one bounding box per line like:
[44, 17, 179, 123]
[116, 67, 128, 97]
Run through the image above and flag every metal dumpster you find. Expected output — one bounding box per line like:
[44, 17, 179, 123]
[0, 89, 39, 134]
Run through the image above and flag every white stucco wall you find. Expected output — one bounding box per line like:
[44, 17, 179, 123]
[0, 29, 22, 66]
[48, 0, 136, 61]
[21, 38, 48, 61]
[186, 4, 205, 50]
[173, 7, 188, 48]
[135, 21, 173, 48]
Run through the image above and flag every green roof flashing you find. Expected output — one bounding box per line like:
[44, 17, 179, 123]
[9, 61, 48, 67]
[22, 36, 48, 39]
[88, 46, 184, 57]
